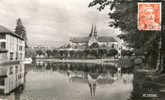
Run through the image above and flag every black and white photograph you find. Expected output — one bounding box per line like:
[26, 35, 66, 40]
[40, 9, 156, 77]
[0, 0, 165, 100]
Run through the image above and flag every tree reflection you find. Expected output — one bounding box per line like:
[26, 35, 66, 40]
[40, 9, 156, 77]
[128, 71, 165, 100]
[34, 62, 135, 97]
[14, 86, 24, 100]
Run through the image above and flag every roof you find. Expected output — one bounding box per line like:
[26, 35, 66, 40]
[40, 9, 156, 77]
[98, 36, 117, 42]
[70, 36, 117, 43]
[70, 37, 89, 43]
[0, 25, 24, 40]
[0, 25, 13, 33]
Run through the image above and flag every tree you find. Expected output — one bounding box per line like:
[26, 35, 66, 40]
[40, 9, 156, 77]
[90, 42, 99, 48]
[36, 50, 44, 56]
[15, 18, 28, 48]
[108, 49, 118, 57]
[98, 48, 107, 58]
[46, 50, 52, 58]
[89, 0, 165, 73]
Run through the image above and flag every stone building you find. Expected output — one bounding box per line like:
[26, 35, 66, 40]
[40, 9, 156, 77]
[0, 25, 25, 63]
[70, 25, 119, 50]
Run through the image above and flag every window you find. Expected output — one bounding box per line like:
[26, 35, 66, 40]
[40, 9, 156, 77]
[0, 78, 4, 85]
[0, 42, 6, 49]
[0, 34, 6, 39]
[9, 67, 13, 75]
[19, 46, 23, 51]
[15, 66, 18, 73]
[16, 52, 18, 60]
[10, 52, 14, 60]
[112, 44, 115, 48]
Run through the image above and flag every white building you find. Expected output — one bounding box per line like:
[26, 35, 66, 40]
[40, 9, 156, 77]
[0, 25, 25, 63]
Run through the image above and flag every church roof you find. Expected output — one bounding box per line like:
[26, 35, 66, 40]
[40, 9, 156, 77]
[70, 36, 117, 43]
[70, 25, 117, 43]
[70, 37, 89, 43]
[0, 25, 24, 40]
[98, 36, 117, 42]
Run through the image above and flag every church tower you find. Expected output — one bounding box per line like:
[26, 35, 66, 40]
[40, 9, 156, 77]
[93, 25, 97, 38]
[89, 24, 93, 37]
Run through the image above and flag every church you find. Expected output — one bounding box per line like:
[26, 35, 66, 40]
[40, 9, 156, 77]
[70, 25, 119, 50]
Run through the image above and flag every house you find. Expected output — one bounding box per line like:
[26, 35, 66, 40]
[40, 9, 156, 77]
[70, 25, 119, 50]
[0, 25, 25, 63]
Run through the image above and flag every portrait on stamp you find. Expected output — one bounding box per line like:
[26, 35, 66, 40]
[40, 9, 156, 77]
[138, 2, 161, 30]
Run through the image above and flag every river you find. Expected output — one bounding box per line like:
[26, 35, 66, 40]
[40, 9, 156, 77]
[0, 61, 164, 100]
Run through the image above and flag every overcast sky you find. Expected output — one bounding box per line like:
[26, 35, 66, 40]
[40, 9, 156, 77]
[0, 0, 120, 47]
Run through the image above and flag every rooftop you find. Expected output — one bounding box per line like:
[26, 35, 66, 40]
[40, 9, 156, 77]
[70, 37, 89, 43]
[98, 36, 117, 42]
[0, 25, 24, 40]
[70, 36, 117, 43]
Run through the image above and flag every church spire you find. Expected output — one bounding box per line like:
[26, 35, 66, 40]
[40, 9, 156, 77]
[89, 24, 94, 37]
[17, 18, 23, 26]
[94, 25, 97, 37]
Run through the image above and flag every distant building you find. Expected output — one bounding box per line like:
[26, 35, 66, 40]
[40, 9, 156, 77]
[70, 25, 119, 50]
[0, 25, 25, 63]
[32, 45, 49, 52]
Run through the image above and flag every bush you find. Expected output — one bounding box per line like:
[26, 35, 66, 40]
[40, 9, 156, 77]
[134, 57, 143, 65]
[108, 49, 118, 57]
[121, 50, 133, 56]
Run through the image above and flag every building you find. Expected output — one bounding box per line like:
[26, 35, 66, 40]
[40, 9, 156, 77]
[70, 25, 119, 50]
[0, 25, 25, 63]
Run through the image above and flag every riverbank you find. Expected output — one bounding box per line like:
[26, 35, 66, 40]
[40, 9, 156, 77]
[36, 58, 118, 65]
[0, 60, 20, 66]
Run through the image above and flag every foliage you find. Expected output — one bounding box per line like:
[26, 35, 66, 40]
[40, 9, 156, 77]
[98, 48, 107, 58]
[89, 0, 161, 49]
[36, 50, 44, 56]
[121, 50, 133, 56]
[46, 50, 53, 57]
[90, 42, 99, 48]
[89, 0, 165, 71]
[15, 18, 26, 36]
[15, 18, 28, 48]
[107, 49, 118, 56]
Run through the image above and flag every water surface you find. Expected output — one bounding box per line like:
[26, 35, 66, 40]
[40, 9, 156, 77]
[0, 62, 164, 100]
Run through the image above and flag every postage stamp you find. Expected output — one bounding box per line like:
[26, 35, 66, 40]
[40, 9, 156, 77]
[138, 2, 161, 31]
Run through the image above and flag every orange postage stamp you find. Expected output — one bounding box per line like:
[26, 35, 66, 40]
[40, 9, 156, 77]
[138, 2, 161, 30]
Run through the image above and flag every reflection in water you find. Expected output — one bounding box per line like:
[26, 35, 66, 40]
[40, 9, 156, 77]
[62, 63, 133, 97]
[128, 72, 165, 100]
[1, 62, 135, 100]
[14, 86, 24, 100]
[0, 63, 25, 100]
[88, 73, 97, 96]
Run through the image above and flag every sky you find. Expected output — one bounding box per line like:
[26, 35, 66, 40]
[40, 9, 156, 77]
[0, 0, 121, 47]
